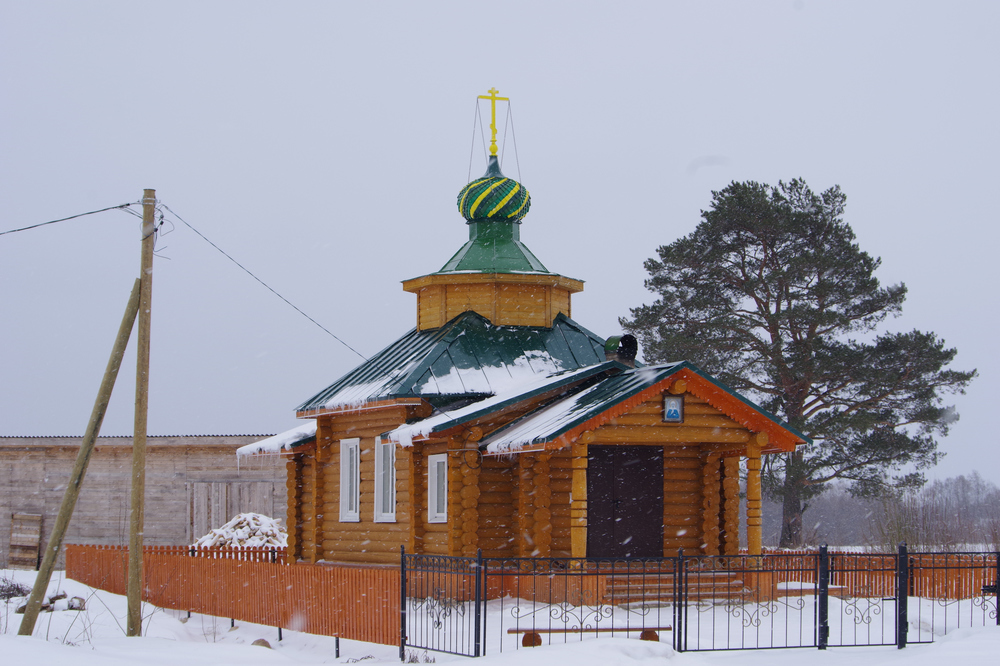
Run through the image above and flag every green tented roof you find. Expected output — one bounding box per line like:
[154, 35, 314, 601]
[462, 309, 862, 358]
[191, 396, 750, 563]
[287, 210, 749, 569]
[296, 311, 607, 412]
[436, 223, 550, 273]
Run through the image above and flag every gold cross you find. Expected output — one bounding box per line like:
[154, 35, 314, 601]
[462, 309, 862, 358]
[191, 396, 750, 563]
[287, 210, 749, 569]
[477, 87, 509, 157]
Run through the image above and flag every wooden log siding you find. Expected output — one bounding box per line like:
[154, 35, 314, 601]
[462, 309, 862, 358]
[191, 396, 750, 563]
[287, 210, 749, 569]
[459, 453, 481, 556]
[532, 453, 552, 557]
[517, 454, 535, 557]
[291, 408, 415, 565]
[548, 450, 573, 557]
[286, 456, 304, 563]
[721, 457, 741, 555]
[66, 545, 399, 646]
[661, 448, 703, 554]
[477, 456, 514, 557]
[701, 453, 722, 555]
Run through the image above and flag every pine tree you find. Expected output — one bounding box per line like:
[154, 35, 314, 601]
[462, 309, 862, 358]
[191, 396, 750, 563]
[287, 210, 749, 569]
[621, 179, 976, 547]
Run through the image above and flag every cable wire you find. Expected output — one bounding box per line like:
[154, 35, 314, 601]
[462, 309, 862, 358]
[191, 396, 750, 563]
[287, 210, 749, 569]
[160, 203, 367, 360]
[0, 203, 137, 237]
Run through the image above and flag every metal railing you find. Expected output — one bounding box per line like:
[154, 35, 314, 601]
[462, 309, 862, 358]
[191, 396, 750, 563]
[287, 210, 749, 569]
[401, 545, 999, 657]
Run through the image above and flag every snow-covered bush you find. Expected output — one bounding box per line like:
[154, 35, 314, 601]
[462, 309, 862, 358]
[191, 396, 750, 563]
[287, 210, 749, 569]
[193, 513, 287, 548]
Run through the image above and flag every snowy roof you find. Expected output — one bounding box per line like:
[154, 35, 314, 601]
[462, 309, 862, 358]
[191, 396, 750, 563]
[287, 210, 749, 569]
[296, 311, 606, 412]
[236, 421, 316, 457]
[386, 361, 625, 447]
[480, 364, 683, 452]
[480, 361, 811, 453]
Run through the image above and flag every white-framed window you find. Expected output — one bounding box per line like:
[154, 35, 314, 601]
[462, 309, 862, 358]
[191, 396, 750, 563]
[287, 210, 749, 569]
[339, 438, 360, 522]
[374, 436, 396, 522]
[427, 453, 448, 524]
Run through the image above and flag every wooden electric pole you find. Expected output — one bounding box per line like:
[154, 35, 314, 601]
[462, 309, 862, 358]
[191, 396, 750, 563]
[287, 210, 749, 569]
[127, 188, 156, 636]
[17, 280, 141, 636]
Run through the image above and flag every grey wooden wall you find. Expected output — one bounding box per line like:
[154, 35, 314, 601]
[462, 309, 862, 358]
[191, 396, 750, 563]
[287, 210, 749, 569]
[0, 435, 287, 568]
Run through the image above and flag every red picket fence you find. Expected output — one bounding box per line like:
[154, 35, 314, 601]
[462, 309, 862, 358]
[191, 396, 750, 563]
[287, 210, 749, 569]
[65, 544, 400, 646]
[757, 548, 998, 599]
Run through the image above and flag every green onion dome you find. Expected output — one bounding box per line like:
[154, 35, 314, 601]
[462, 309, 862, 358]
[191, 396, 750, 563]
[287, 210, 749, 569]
[457, 156, 531, 222]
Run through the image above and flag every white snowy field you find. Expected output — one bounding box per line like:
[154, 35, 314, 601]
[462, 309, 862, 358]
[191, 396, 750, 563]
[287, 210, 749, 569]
[3, 567, 999, 666]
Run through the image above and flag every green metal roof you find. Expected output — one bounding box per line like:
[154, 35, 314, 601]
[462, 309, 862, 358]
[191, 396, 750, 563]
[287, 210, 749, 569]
[437, 220, 550, 273]
[296, 311, 607, 412]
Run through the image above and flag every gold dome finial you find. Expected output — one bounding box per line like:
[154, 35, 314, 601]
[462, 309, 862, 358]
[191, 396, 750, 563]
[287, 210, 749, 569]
[477, 87, 509, 157]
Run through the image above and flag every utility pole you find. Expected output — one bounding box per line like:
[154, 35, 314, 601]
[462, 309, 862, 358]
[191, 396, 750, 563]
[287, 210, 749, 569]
[127, 188, 155, 636]
[18, 280, 141, 636]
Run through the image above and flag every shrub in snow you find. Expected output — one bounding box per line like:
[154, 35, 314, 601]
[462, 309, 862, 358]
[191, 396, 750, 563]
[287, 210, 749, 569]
[1, 578, 31, 600]
[193, 512, 288, 548]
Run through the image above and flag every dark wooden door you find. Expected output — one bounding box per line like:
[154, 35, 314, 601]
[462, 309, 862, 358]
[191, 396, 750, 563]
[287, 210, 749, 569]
[586, 445, 664, 558]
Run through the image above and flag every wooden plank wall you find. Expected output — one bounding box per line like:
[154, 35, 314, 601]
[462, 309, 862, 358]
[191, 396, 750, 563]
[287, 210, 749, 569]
[66, 544, 399, 646]
[414, 281, 574, 330]
[0, 436, 287, 568]
[8, 513, 42, 569]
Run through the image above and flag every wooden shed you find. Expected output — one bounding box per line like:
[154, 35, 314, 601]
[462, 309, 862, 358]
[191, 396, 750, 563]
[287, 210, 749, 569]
[242, 119, 808, 566]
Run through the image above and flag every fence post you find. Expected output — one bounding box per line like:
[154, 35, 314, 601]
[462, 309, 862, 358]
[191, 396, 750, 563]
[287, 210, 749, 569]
[673, 548, 684, 652]
[474, 548, 483, 658]
[896, 542, 908, 649]
[399, 546, 407, 662]
[817, 544, 829, 650]
[994, 551, 999, 626]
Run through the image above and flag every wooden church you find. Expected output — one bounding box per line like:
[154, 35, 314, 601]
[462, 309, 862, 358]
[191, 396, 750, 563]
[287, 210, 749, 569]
[240, 90, 807, 566]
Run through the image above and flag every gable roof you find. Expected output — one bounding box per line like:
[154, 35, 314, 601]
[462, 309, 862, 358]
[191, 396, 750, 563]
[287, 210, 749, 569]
[296, 311, 607, 413]
[386, 361, 626, 446]
[479, 362, 810, 454]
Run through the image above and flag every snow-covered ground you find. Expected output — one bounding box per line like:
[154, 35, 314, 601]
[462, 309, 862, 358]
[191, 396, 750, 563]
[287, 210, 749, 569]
[3, 568, 998, 665]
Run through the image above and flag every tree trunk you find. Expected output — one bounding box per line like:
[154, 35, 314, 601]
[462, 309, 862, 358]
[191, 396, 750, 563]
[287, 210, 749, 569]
[778, 451, 805, 548]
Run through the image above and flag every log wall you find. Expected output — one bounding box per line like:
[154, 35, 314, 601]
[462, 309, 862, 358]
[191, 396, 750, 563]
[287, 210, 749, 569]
[307, 408, 413, 565]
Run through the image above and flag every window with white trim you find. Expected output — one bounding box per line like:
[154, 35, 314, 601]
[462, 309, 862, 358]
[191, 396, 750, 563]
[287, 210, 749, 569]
[339, 438, 360, 522]
[374, 436, 396, 522]
[427, 453, 448, 523]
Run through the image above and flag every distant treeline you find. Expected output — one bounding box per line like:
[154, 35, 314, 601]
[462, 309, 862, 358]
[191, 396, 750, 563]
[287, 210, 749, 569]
[760, 472, 1000, 552]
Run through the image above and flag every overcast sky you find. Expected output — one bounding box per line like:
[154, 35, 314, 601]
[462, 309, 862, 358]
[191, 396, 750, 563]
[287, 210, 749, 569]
[1, 1, 997, 485]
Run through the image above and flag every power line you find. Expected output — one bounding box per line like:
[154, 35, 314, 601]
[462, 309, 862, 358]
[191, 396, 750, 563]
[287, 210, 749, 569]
[0, 203, 137, 237]
[159, 204, 367, 360]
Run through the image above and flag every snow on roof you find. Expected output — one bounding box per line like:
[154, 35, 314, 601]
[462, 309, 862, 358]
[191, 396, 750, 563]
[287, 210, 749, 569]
[236, 421, 316, 457]
[321, 359, 421, 409]
[481, 363, 685, 453]
[481, 381, 607, 453]
[415, 349, 565, 395]
[387, 363, 615, 447]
